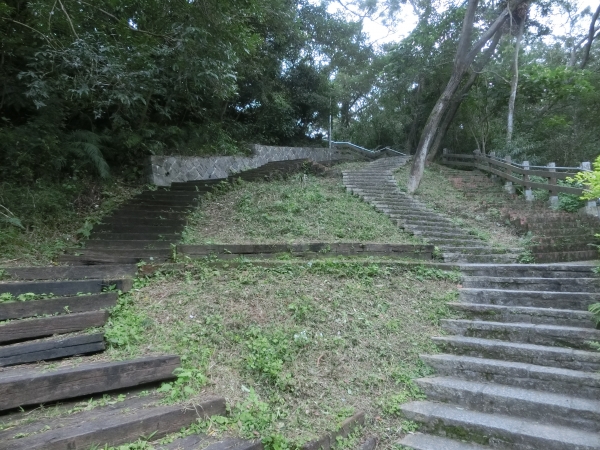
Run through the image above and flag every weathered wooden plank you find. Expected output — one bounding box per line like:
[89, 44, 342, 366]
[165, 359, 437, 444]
[1, 264, 137, 281]
[58, 254, 170, 266]
[0, 278, 132, 297]
[0, 355, 181, 411]
[0, 395, 225, 450]
[0, 292, 118, 321]
[0, 333, 105, 367]
[0, 311, 109, 344]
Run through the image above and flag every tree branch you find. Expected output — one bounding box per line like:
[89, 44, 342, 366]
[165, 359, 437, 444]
[580, 3, 600, 69]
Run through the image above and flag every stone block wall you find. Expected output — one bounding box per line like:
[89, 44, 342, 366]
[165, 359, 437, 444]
[148, 145, 362, 186]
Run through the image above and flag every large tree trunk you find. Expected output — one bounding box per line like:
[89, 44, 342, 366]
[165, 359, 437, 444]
[406, 0, 522, 193]
[507, 17, 526, 144]
[427, 28, 503, 162]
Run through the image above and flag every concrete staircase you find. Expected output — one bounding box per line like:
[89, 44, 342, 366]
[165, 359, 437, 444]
[398, 263, 600, 449]
[342, 158, 521, 263]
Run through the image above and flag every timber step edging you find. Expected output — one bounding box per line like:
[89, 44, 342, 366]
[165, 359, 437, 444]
[0, 278, 133, 296]
[0, 394, 226, 450]
[0, 355, 181, 411]
[0, 264, 137, 281]
[0, 333, 105, 368]
[0, 292, 118, 321]
[0, 310, 109, 344]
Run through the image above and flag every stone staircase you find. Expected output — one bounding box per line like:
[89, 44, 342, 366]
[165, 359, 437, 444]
[342, 158, 521, 263]
[398, 263, 600, 449]
[439, 166, 600, 263]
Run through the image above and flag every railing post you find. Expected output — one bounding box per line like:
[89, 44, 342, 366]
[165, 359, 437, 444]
[580, 162, 598, 217]
[442, 148, 448, 165]
[489, 152, 496, 180]
[504, 156, 516, 194]
[523, 161, 534, 201]
[548, 162, 559, 208]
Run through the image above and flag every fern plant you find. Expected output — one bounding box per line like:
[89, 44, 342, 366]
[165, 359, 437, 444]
[590, 303, 600, 327]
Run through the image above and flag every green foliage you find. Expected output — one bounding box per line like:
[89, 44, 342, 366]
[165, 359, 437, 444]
[570, 155, 600, 201]
[105, 294, 151, 349]
[244, 327, 294, 384]
[158, 368, 208, 403]
[589, 303, 600, 327]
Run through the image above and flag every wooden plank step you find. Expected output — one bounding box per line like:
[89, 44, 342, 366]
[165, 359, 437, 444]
[92, 224, 183, 234]
[0, 355, 181, 411]
[0, 333, 105, 367]
[108, 211, 188, 220]
[116, 204, 194, 212]
[0, 394, 225, 450]
[57, 254, 170, 265]
[0, 278, 132, 296]
[64, 249, 172, 258]
[84, 240, 174, 250]
[0, 292, 118, 321]
[89, 232, 181, 241]
[0, 264, 137, 281]
[0, 311, 109, 344]
[100, 217, 187, 227]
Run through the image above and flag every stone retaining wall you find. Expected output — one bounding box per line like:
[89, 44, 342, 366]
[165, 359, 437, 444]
[149, 145, 360, 186]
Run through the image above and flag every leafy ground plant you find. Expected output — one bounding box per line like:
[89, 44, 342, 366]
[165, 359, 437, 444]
[98, 260, 461, 449]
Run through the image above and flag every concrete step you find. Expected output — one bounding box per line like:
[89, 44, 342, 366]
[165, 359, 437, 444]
[417, 376, 600, 432]
[443, 253, 519, 264]
[441, 319, 600, 349]
[459, 288, 599, 310]
[533, 250, 599, 264]
[398, 433, 487, 450]
[433, 335, 600, 371]
[449, 303, 597, 328]
[400, 401, 600, 450]
[458, 264, 597, 278]
[462, 276, 600, 293]
[414, 230, 476, 239]
[421, 353, 600, 398]
[442, 247, 520, 255]
[401, 218, 456, 227]
[424, 238, 486, 246]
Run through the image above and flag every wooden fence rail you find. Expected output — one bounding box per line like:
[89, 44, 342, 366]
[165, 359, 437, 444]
[440, 150, 597, 216]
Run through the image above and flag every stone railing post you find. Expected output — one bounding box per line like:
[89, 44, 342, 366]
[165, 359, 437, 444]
[504, 155, 515, 194]
[548, 162, 559, 208]
[489, 152, 496, 180]
[523, 161, 533, 201]
[580, 162, 598, 217]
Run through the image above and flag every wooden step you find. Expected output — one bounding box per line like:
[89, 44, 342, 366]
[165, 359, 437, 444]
[0, 292, 118, 321]
[0, 264, 137, 281]
[0, 355, 181, 411]
[0, 311, 109, 344]
[88, 232, 181, 241]
[58, 254, 170, 265]
[0, 395, 225, 449]
[0, 278, 132, 296]
[84, 240, 174, 250]
[0, 333, 105, 367]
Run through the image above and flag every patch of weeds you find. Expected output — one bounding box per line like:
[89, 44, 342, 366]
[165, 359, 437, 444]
[244, 327, 295, 385]
[517, 250, 535, 264]
[104, 294, 152, 349]
[409, 265, 460, 283]
[158, 368, 208, 403]
[306, 260, 386, 279]
[288, 296, 315, 323]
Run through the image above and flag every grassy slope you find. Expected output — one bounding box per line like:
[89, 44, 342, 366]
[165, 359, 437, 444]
[103, 262, 459, 448]
[395, 164, 524, 250]
[182, 171, 419, 245]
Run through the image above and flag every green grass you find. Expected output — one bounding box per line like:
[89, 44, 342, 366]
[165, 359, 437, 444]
[97, 261, 460, 449]
[395, 164, 524, 250]
[182, 172, 419, 245]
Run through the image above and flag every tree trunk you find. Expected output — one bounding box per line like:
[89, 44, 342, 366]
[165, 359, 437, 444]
[427, 28, 503, 162]
[406, 0, 522, 193]
[507, 17, 526, 144]
[581, 4, 600, 69]
[406, 70, 466, 193]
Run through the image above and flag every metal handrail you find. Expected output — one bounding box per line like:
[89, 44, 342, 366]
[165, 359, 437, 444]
[485, 154, 590, 172]
[327, 140, 408, 156]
